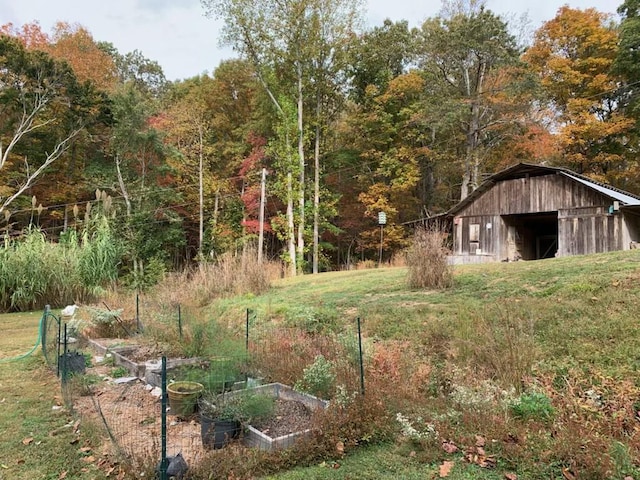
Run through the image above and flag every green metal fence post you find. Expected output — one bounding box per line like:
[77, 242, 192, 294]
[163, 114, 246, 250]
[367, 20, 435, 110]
[178, 304, 183, 339]
[357, 317, 365, 395]
[160, 356, 168, 480]
[56, 313, 62, 378]
[246, 308, 250, 353]
[136, 293, 140, 332]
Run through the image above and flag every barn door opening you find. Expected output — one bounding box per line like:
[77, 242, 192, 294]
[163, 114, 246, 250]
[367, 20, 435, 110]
[502, 212, 558, 260]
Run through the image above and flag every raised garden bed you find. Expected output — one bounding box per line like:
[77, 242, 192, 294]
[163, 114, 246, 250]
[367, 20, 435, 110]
[87, 338, 204, 382]
[224, 383, 328, 451]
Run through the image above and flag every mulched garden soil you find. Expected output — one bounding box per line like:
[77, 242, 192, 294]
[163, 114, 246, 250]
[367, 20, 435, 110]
[248, 398, 313, 438]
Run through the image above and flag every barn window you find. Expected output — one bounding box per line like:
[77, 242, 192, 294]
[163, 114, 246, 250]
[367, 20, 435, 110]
[469, 224, 480, 242]
[469, 223, 480, 254]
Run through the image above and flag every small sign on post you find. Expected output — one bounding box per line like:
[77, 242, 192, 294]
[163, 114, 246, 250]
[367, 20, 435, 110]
[378, 212, 386, 266]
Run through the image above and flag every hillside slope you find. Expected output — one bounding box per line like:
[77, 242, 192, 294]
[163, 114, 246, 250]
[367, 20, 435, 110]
[211, 251, 640, 479]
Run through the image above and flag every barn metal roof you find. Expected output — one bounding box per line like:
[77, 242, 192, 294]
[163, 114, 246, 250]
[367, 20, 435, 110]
[562, 172, 640, 206]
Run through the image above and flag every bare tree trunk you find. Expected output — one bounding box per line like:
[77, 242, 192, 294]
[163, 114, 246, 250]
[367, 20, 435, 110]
[296, 61, 305, 272]
[115, 154, 132, 216]
[213, 187, 220, 228]
[198, 123, 204, 259]
[0, 129, 81, 214]
[460, 58, 486, 200]
[287, 172, 297, 276]
[312, 94, 321, 274]
[258, 168, 267, 263]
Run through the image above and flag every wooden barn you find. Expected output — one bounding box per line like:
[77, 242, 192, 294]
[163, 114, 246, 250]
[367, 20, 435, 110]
[442, 163, 640, 264]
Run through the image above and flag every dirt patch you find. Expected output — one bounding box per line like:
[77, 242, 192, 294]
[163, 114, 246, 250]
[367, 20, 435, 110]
[73, 356, 317, 468]
[74, 375, 205, 465]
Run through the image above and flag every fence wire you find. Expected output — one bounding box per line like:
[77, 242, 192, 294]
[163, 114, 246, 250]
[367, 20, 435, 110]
[42, 300, 369, 476]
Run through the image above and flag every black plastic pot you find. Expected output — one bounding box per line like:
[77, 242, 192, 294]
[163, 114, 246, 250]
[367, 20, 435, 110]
[59, 351, 86, 377]
[200, 415, 241, 449]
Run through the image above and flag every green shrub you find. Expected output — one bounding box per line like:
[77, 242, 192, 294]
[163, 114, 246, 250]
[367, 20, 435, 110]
[295, 354, 336, 399]
[0, 218, 121, 312]
[202, 391, 275, 424]
[284, 306, 338, 334]
[509, 391, 555, 422]
[111, 366, 129, 378]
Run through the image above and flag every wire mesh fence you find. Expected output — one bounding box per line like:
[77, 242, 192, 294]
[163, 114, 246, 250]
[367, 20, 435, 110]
[42, 301, 370, 476]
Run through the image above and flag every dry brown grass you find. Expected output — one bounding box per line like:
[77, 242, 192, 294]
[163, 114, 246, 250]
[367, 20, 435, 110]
[152, 246, 282, 308]
[406, 225, 453, 289]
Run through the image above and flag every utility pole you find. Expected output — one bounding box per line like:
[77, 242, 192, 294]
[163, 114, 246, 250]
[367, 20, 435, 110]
[258, 168, 267, 263]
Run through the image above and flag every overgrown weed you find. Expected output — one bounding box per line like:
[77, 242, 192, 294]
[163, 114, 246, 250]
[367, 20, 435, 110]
[406, 224, 453, 289]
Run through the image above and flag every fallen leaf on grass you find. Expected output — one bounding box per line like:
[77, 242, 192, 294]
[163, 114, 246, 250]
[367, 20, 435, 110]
[475, 435, 486, 447]
[442, 441, 458, 454]
[1, 464, 8, 469]
[439, 460, 454, 477]
[82, 455, 96, 463]
[562, 468, 576, 480]
[505, 473, 518, 480]
[59, 471, 68, 479]
[465, 451, 496, 469]
[79, 447, 92, 453]
[22, 437, 33, 446]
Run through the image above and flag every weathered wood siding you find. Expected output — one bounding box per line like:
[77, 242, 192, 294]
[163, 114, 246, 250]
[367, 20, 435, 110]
[457, 174, 611, 216]
[452, 173, 630, 259]
[455, 215, 505, 257]
[558, 207, 624, 256]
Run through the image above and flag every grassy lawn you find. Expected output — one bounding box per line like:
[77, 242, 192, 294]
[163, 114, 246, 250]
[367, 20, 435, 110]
[262, 443, 506, 480]
[3, 250, 640, 479]
[0, 311, 108, 480]
[0, 311, 43, 359]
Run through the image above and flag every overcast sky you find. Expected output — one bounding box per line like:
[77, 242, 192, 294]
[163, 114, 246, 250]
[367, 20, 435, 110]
[1, 0, 619, 82]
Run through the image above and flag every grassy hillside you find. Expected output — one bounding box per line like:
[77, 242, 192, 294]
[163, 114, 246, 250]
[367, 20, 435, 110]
[3, 251, 640, 479]
[215, 250, 640, 377]
[207, 250, 640, 479]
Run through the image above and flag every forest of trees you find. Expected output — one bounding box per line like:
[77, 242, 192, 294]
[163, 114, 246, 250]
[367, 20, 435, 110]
[1, 0, 639, 276]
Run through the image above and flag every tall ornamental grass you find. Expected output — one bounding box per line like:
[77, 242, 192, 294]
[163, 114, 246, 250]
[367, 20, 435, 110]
[0, 220, 121, 312]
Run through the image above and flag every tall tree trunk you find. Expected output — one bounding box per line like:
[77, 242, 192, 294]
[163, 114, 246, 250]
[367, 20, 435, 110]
[313, 94, 321, 274]
[198, 123, 204, 259]
[460, 58, 485, 200]
[296, 61, 305, 272]
[286, 171, 297, 276]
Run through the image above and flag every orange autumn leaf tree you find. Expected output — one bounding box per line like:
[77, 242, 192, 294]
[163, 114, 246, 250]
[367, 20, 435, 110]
[524, 6, 635, 187]
[1, 21, 117, 91]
